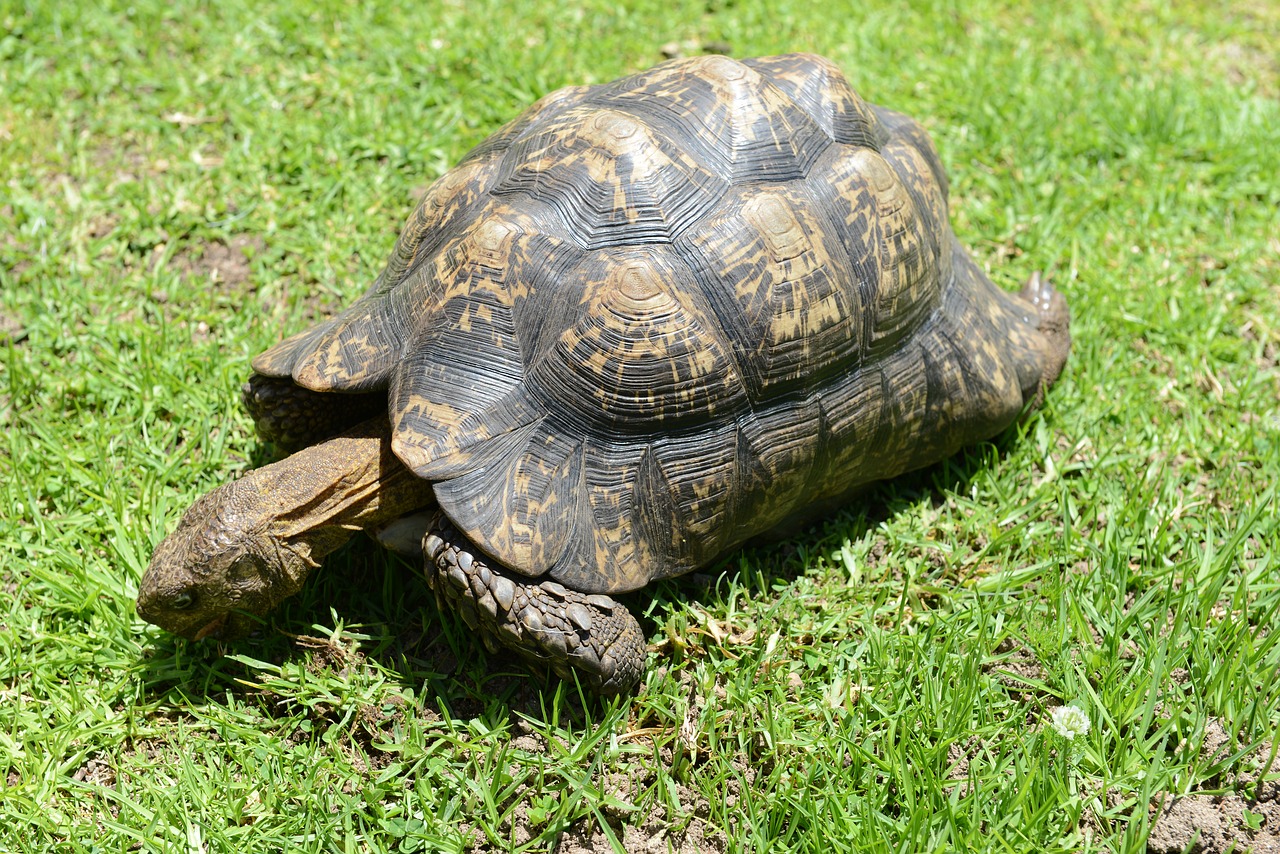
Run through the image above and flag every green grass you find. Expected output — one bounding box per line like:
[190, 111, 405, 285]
[2, 0, 1279, 851]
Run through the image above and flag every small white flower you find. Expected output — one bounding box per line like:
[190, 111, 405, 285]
[1051, 704, 1091, 741]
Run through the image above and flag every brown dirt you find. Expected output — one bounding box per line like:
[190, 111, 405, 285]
[455, 729, 731, 852]
[0, 311, 25, 345]
[85, 212, 120, 240]
[1207, 40, 1279, 98]
[1148, 720, 1280, 853]
[554, 813, 726, 854]
[170, 234, 265, 290]
[465, 803, 725, 853]
[1148, 794, 1280, 853]
[985, 638, 1051, 706]
[71, 756, 117, 788]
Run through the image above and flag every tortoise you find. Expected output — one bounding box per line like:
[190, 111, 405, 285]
[137, 53, 1070, 695]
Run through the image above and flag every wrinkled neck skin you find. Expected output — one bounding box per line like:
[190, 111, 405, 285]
[137, 419, 436, 640]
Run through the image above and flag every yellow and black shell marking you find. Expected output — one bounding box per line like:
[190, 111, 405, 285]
[251, 53, 1063, 594]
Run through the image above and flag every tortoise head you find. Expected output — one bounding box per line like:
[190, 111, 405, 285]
[138, 418, 435, 642]
[137, 477, 307, 641]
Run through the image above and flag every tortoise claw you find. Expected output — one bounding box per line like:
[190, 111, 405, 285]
[422, 512, 646, 696]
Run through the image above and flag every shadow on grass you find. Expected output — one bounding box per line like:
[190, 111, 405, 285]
[134, 425, 1021, 727]
[134, 544, 624, 738]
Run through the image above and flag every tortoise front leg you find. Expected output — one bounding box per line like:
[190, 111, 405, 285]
[242, 373, 387, 452]
[419, 513, 646, 696]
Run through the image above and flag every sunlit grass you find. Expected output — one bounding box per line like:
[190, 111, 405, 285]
[2, 0, 1278, 851]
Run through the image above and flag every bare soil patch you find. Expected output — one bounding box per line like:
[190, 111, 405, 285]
[1207, 40, 1279, 98]
[1148, 721, 1280, 853]
[1148, 793, 1280, 854]
[171, 235, 266, 291]
[0, 311, 26, 345]
[460, 744, 731, 854]
[985, 638, 1050, 707]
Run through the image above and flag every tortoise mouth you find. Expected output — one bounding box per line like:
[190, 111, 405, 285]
[193, 613, 230, 641]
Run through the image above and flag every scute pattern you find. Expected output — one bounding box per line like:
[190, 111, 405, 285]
[527, 247, 747, 431]
[254, 155, 504, 390]
[250, 53, 1058, 594]
[461, 84, 593, 163]
[601, 55, 832, 184]
[741, 54, 882, 149]
[819, 144, 942, 356]
[493, 107, 728, 248]
[681, 182, 864, 397]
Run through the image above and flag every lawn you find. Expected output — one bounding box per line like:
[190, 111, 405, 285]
[2, 0, 1279, 851]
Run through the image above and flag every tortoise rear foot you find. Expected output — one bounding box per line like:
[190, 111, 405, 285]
[1017, 272, 1071, 405]
[421, 512, 646, 696]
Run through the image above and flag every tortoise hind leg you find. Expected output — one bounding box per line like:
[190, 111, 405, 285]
[414, 512, 646, 696]
[943, 244, 1071, 420]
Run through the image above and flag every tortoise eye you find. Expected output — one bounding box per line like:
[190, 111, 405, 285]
[171, 591, 195, 611]
[226, 555, 259, 582]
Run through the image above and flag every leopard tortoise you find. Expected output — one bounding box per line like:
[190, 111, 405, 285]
[138, 53, 1070, 695]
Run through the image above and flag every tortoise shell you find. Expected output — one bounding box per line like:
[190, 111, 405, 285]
[250, 53, 1049, 595]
